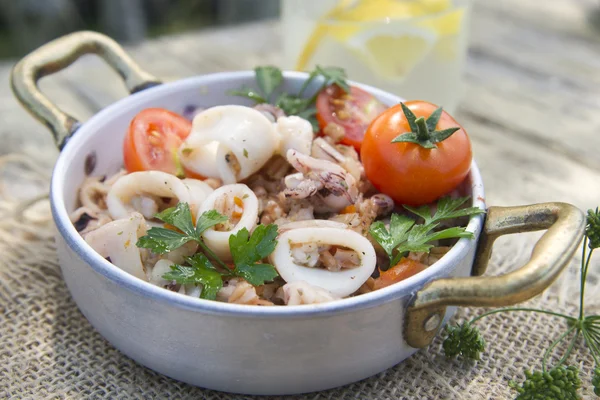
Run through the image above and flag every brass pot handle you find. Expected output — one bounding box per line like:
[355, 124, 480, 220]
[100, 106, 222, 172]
[10, 31, 161, 149]
[405, 202, 585, 348]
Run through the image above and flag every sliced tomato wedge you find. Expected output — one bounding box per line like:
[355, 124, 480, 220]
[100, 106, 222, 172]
[123, 108, 198, 177]
[373, 258, 427, 290]
[316, 84, 387, 151]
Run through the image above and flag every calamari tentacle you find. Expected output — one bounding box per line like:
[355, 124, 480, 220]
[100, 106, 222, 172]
[283, 149, 358, 212]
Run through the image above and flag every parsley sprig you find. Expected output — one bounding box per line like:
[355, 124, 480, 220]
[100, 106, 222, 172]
[443, 207, 600, 398]
[228, 65, 350, 131]
[369, 196, 485, 269]
[137, 203, 279, 300]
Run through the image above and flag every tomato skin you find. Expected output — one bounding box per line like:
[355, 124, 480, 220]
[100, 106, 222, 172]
[123, 108, 193, 176]
[373, 258, 427, 290]
[316, 84, 387, 151]
[360, 101, 472, 206]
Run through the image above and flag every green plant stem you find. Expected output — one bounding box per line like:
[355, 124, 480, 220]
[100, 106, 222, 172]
[196, 240, 231, 273]
[558, 329, 580, 366]
[580, 236, 593, 320]
[587, 329, 600, 348]
[584, 325, 600, 346]
[581, 328, 600, 365]
[471, 308, 576, 325]
[542, 325, 577, 372]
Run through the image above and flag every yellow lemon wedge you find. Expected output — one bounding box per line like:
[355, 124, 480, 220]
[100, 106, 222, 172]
[294, 0, 464, 76]
[345, 24, 437, 82]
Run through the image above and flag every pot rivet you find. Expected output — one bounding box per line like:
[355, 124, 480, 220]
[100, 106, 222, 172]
[424, 314, 441, 332]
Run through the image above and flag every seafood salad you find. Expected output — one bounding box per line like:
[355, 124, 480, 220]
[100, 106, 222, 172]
[71, 66, 483, 306]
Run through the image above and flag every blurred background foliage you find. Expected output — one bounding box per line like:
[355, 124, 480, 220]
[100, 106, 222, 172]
[0, 0, 279, 59]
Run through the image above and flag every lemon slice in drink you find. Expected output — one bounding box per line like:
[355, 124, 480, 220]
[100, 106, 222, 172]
[344, 23, 437, 82]
[294, 0, 462, 79]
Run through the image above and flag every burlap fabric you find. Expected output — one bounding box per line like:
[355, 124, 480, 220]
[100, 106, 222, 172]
[1, 154, 598, 399]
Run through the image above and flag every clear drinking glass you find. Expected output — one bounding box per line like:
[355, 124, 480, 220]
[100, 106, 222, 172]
[280, 0, 473, 113]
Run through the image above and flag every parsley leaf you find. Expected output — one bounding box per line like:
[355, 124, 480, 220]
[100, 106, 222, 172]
[370, 196, 484, 269]
[404, 196, 485, 225]
[137, 202, 280, 297]
[235, 263, 279, 287]
[255, 66, 283, 101]
[136, 228, 190, 254]
[137, 204, 227, 254]
[196, 210, 228, 236]
[275, 93, 312, 115]
[315, 65, 350, 93]
[229, 225, 279, 286]
[162, 254, 223, 300]
[369, 214, 415, 257]
[230, 64, 350, 132]
[155, 202, 196, 237]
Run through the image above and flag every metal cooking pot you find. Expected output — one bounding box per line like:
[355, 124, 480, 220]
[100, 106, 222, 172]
[10, 31, 585, 395]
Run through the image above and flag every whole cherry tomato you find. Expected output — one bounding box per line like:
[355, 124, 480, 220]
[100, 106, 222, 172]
[123, 108, 202, 178]
[360, 101, 472, 206]
[316, 84, 386, 151]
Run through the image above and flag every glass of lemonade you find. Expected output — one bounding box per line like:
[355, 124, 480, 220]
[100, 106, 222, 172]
[280, 0, 473, 113]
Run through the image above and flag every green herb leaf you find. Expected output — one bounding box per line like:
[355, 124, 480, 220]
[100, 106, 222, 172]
[196, 209, 229, 236]
[229, 224, 279, 286]
[229, 64, 349, 133]
[404, 196, 484, 226]
[392, 224, 437, 265]
[426, 226, 474, 241]
[137, 204, 227, 257]
[136, 228, 191, 254]
[295, 106, 319, 131]
[315, 65, 350, 92]
[235, 263, 278, 287]
[369, 215, 415, 259]
[155, 203, 197, 238]
[369, 221, 395, 256]
[370, 198, 482, 268]
[389, 214, 416, 244]
[227, 87, 267, 104]
[275, 93, 312, 115]
[255, 66, 283, 100]
[295, 106, 317, 120]
[162, 254, 223, 300]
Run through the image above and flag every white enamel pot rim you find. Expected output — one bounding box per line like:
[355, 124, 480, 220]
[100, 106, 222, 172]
[49, 69, 486, 318]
